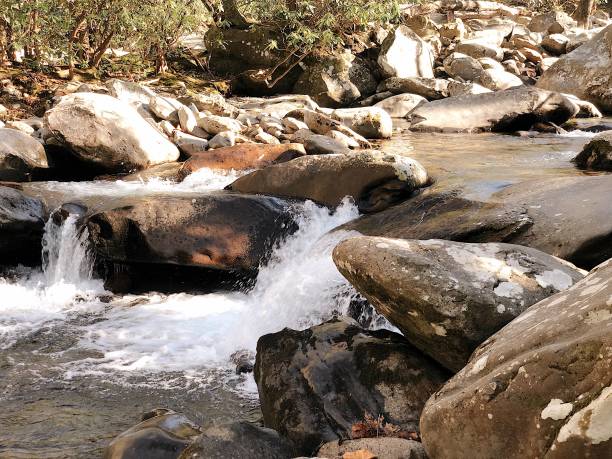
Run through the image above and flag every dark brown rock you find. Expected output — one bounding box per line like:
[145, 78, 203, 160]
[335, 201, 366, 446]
[86, 192, 296, 272]
[573, 131, 612, 171]
[254, 317, 449, 455]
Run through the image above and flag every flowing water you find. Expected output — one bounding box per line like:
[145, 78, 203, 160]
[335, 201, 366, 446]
[0, 122, 608, 457]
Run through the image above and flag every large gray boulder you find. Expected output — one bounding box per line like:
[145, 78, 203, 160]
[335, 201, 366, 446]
[0, 185, 46, 264]
[226, 152, 429, 213]
[44, 93, 179, 172]
[374, 93, 427, 118]
[408, 87, 579, 133]
[333, 237, 585, 371]
[339, 175, 612, 270]
[378, 25, 434, 79]
[255, 317, 449, 455]
[420, 258, 612, 459]
[0, 128, 48, 181]
[573, 131, 612, 171]
[537, 25, 612, 113]
[293, 53, 377, 108]
[86, 192, 295, 273]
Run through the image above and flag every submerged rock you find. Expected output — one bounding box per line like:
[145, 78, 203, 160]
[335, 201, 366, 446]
[420, 258, 612, 459]
[226, 152, 429, 213]
[104, 409, 201, 459]
[537, 25, 612, 112]
[340, 175, 612, 269]
[408, 87, 578, 133]
[179, 143, 305, 176]
[254, 317, 449, 455]
[44, 93, 179, 172]
[0, 185, 46, 264]
[0, 128, 48, 181]
[178, 422, 295, 459]
[86, 192, 295, 272]
[573, 131, 612, 171]
[333, 237, 585, 371]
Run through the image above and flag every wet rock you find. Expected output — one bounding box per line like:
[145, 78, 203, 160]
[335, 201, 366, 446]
[318, 438, 427, 459]
[377, 77, 449, 100]
[178, 143, 305, 176]
[44, 93, 179, 173]
[573, 131, 612, 171]
[420, 258, 612, 459]
[0, 128, 48, 181]
[409, 87, 578, 133]
[374, 93, 427, 118]
[179, 422, 295, 459]
[339, 176, 612, 269]
[227, 151, 429, 213]
[254, 317, 449, 455]
[537, 25, 612, 113]
[378, 25, 434, 79]
[0, 185, 46, 264]
[333, 237, 585, 371]
[293, 53, 377, 108]
[104, 410, 201, 459]
[103, 162, 183, 183]
[331, 107, 393, 139]
[86, 192, 295, 272]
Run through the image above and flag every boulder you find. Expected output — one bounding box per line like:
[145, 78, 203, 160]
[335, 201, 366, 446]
[377, 77, 449, 100]
[528, 11, 577, 34]
[333, 237, 585, 371]
[178, 422, 295, 459]
[408, 87, 578, 133]
[208, 131, 237, 149]
[178, 143, 305, 176]
[378, 25, 434, 79]
[293, 52, 377, 108]
[447, 81, 492, 97]
[44, 93, 179, 172]
[226, 151, 429, 213]
[197, 115, 243, 135]
[255, 318, 449, 455]
[300, 110, 370, 145]
[103, 410, 201, 459]
[86, 192, 295, 272]
[541, 33, 569, 55]
[480, 67, 524, 91]
[573, 131, 612, 171]
[331, 107, 393, 139]
[339, 176, 612, 269]
[0, 185, 46, 264]
[318, 438, 427, 459]
[456, 39, 504, 61]
[0, 128, 48, 181]
[303, 134, 351, 155]
[374, 93, 427, 118]
[420, 258, 612, 459]
[177, 105, 197, 133]
[172, 131, 209, 157]
[443, 52, 488, 83]
[537, 25, 612, 113]
[149, 96, 185, 122]
[105, 79, 156, 107]
[178, 91, 239, 117]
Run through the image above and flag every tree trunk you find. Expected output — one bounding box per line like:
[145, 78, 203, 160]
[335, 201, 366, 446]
[89, 30, 114, 68]
[576, 0, 594, 28]
[154, 44, 168, 74]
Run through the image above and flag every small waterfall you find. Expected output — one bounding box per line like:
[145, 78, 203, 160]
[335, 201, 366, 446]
[41, 214, 95, 286]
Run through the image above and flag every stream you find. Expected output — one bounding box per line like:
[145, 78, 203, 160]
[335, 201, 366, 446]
[0, 121, 607, 458]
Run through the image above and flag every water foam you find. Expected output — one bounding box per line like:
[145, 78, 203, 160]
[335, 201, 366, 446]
[75, 200, 361, 375]
[0, 216, 106, 349]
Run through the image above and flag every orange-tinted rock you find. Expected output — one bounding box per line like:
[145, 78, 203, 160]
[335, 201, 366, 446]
[178, 143, 306, 178]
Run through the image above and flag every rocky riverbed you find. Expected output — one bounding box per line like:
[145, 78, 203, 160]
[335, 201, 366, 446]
[1, 3, 612, 459]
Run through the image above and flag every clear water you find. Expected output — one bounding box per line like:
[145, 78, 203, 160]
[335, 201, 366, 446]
[0, 121, 609, 457]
